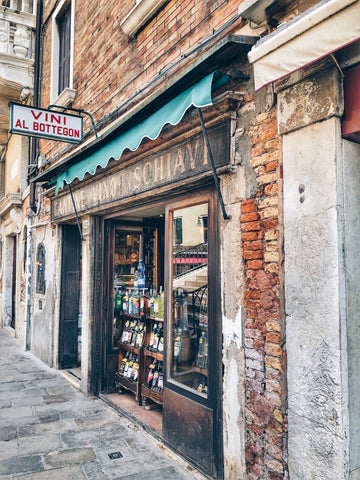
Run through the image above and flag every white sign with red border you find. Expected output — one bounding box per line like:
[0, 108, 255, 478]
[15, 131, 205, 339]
[9, 103, 83, 144]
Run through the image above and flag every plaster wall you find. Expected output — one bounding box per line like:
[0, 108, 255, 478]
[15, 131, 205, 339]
[343, 139, 360, 477]
[283, 117, 348, 480]
[80, 216, 95, 394]
[2, 234, 15, 327]
[5, 134, 29, 195]
[30, 224, 57, 366]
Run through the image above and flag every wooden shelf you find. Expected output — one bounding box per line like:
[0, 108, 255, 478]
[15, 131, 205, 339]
[115, 373, 139, 397]
[144, 349, 164, 361]
[192, 365, 208, 376]
[118, 343, 140, 355]
[196, 324, 208, 331]
[120, 312, 146, 320]
[141, 384, 163, 405]
[147, 316, 164, 322]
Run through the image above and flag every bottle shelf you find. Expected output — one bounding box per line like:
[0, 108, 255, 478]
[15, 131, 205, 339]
[144, 349, 163, 361]
[118, 343, 141, 355]
[115, 372, 140, 397]
[192, 365, 208, 376]
[148, 316, 164, 322]
[120, 312, 146, 320]
[141, 385, 163, 405]
[196, 324, 208, 331]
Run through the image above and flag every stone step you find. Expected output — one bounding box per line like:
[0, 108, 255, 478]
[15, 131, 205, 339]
[184, 280, 206, 287]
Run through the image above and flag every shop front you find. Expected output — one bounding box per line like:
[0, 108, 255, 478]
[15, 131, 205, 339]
[102, 188, 220, 476]
[42, 72, 243, 478]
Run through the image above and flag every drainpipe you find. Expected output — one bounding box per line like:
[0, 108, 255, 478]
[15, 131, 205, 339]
[25, 0, 42, 351]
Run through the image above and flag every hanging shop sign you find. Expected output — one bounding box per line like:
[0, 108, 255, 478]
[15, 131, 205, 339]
[9, 103, 83, 144]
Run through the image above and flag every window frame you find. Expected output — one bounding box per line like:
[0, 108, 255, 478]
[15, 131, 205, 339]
[50, 0, 76, 106]
[164, 190, 218, 408]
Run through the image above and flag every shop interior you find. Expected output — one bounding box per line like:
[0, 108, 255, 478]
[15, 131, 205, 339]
[103, 201, 209, 435]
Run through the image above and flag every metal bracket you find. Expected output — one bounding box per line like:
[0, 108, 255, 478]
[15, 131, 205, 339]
[198, 108, 230, 220]
[48, 104, 98, 138]
[68, 183, 85, 241]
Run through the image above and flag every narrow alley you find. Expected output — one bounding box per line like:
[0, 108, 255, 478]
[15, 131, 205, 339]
[0, 328, 205, 480]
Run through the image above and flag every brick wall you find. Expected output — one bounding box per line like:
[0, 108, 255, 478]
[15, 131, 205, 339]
[40, 0, 240, 162]
[242, 110, 288, 480]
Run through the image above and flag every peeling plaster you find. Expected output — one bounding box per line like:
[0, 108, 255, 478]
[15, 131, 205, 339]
[223, 343, 246, 480]
[222, 307, 244, 350]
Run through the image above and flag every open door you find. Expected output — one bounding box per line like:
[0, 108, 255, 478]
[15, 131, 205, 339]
[59, 224, 81, 369]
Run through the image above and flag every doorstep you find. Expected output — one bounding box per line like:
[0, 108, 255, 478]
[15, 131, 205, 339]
[59, 367, 81, 390]
[100, 392, 211, 480]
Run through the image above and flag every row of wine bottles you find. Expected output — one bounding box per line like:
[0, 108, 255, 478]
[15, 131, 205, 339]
[114, 287, 165, 319]
[145, 360, 163, 392]
[120, 319, 145, 348]
[119, 352, 140, 381]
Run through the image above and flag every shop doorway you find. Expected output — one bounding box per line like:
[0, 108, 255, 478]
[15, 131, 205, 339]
[101, 191, 223, 479]
[59, 224, 81, 371]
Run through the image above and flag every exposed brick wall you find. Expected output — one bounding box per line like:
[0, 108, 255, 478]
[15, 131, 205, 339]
[242, 110, 288, 480]
[40, 0, 240, 162]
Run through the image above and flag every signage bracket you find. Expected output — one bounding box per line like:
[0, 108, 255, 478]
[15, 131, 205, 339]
[198, 108, 230, 220]
[68, 183, 85, 242]
[48, 105, 98, 138]
[46, 104, 97, 240]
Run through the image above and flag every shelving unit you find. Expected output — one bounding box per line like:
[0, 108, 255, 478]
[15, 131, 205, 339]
[142, 315, 164, 406]
[115, 312, 148, 403]
[115, 312, 165, 406]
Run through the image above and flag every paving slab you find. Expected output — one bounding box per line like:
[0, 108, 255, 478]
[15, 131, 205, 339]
[0, 328, 206, 480]
[0, 455, 44, 476]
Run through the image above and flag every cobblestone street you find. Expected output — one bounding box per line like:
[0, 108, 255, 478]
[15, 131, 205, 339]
[0, 328, 205, 480]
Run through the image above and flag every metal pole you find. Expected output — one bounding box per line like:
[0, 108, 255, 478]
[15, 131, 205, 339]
[198, 108, 230, 220]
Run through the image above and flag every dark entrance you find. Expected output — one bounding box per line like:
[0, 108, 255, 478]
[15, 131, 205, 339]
[59, 224, 81, 369]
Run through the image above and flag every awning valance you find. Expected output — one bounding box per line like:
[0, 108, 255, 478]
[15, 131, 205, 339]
[52, 71, 229, 194]
[248, 0, 360, 91]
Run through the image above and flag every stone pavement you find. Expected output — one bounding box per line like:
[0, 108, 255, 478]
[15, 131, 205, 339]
[0, 328, 206, 480]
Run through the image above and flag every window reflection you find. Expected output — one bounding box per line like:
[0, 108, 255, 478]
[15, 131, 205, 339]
[171, 203, 208, 396]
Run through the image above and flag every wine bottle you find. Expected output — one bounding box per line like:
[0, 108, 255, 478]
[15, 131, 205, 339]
[146, 362, 155, 388]
[158, 327, 164, 354]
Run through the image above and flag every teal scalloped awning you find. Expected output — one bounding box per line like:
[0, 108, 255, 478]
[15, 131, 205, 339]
[52, 71, 229, 194]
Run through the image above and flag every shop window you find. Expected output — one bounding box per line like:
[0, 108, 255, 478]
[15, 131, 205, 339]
[169, 201, 209, 397]
[36, 243, 45, 295]
[120, 0, 170, 37]
[51, 0, 76, 106]
[174, 217, 183, 246]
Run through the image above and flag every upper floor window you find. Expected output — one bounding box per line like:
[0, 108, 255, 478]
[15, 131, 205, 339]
[58, 6, 71, 94]
[51, 0, 76, 106]
[120, 0, 170, 37]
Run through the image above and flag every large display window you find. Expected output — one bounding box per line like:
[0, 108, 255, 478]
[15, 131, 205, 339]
[169, 202, 209, 397]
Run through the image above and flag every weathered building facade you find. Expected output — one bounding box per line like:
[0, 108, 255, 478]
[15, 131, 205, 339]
[0, 0, 36, 349]
[1, 0, 360, 478]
